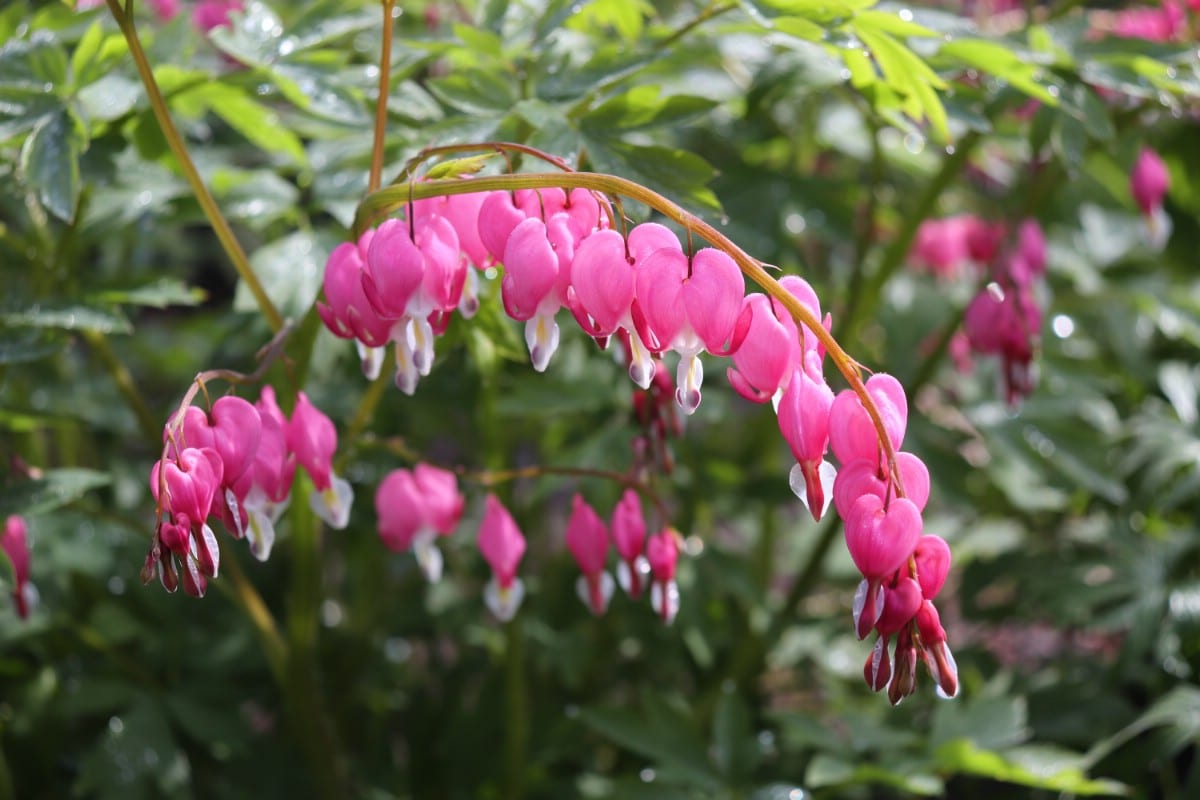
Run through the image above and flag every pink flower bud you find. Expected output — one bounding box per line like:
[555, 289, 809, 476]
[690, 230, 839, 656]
[318, 235, 392, 347]
[875, 576, 923, 635]
[288, 393, 337, 492]
[863, 635, 892, 692]
[566, 495, 613, 615]
[611, 490, 650, 599]
[478, 495, 526, 590]
[828, 374, 908, 467]
[375, 469, 424, 553]
[568, 229, 634, 337]
[646, 528, 681, 624]
[3, 515, 33, 619]
[413, 464, 464, 535]
[153, 447, 223, 525]
[727, 294, 794, 402]
[914, 535, 951, 600]
[1131, 147, 1169, 216]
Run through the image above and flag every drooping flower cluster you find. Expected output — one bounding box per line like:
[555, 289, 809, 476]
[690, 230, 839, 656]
[143, 387, 352, 597]
[318, 165, 955, 702]
[3, 515, 35, 619]
[911, 215, 1047, 404]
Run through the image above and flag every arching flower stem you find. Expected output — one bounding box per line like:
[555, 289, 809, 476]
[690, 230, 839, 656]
[354, 170, 907, 498]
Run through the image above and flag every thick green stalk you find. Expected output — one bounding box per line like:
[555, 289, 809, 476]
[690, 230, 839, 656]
[283, 479, 348, 798]
[104, 0, 284, 332]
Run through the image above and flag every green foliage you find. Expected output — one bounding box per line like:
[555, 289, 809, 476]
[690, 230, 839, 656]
[1, 0, 1199, 798]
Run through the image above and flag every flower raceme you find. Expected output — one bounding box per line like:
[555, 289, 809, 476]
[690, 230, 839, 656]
[308, 164, 956, 702]
[145, 388, 350, 597]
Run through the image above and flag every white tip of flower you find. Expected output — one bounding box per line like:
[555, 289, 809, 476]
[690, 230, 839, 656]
[356, 341, 385, 381]
[674, 353, 704, 415]
[408, 316, 436, 377]
[650, 579, 680, 624]
[199, 522, 220, 578]
[575, 571, 615, 615]
[617, 555, 651, 596]
[19, 582, 39, 616]
[525, 315, 560, 373]
[225, 488, 245, 539]
[246, 508, 276, 562]
[413, 533, 444, 583]
[1146, 206, 1172, 251]
[393, 340, 420, 395]
[311, 474, 354, 529]
[770, 386, 785, 413]
[788, 460, 836, 520]
[458, 269, 480, 319]
[627, 329, 655, 390]
[484, 576, 525, 622]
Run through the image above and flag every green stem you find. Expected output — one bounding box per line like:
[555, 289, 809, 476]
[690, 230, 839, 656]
[283, 478, 348, 798]
[503, 619, 528, 800]
[217, 543, 289, 685]
[356, 168, 910, 497]
[80, 330, 159, 443]
[838, 131, 981, 342]
[104, 0, 284, 333]
[368, 0, 396, 192]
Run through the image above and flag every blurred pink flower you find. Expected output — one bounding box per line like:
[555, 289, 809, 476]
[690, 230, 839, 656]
[3, 516, 35, 619]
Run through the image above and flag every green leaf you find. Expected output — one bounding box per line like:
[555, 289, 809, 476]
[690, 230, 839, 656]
[0, 468, 111, 517]
[583, 139, 721, 212]
[854, 9, 939, 38]
[581, 85, 718, 132]
[0, 85, 62, 141]
[234, 230, 339, 319]
[939, 39, 1060, 105]
[936, 741, 1129, 796]
[0, 330, 66, 365]
[0, 32, 69, 89]
[712, 686, 758, 782]
[184, 83, 308, 168]
[424, 154, 494, 180]
[0, 303, 131, 334]
[427, 68, 519, 115]
[19, 108, 85, 222]
[93, 280, 207, 309]
[568, 0, 656, 41]
[77, 73, 141, 124]
[578, 703, 720, 788]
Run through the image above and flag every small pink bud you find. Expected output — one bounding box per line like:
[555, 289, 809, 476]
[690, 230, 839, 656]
[1131, 147, 1169, 216]
[565, 495, 609, 576]
[413, 464, 464, 535]
[3, 516, 33, 619]
[863, 636, 892, 692]
[875, 576, 923, 635]
[374, 469, 424, 553]
[611, 490, 649, 599]
[646, 528, 681, 624]
[914, 535, 951, 600]
[479, 495, 526, 590]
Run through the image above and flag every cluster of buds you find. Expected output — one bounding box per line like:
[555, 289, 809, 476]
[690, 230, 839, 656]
[3, 515, 35, 619]
[911, 215, 1047, 404]
[143, 387, 351, 597]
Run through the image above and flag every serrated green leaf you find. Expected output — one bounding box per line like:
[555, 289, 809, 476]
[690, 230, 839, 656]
[0, 469, 111, 517]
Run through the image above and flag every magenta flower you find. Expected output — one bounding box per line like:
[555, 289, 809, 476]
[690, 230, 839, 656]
[3, 516, 35, 619]
[776, 367, 836, 520]
[1131, 147, 1171, 249]
[288, 393, 353, 529]
[916, 601, 959, 698]
[727, 293, 794, 403]
[150, 446, 224, 594]
[611, 489, 650, 599]
[831, 452, 930, 520]
[478, 495, 527, 621]
[501, 214, 578, 371]
[1107, 0, 1184, 41]
[318, 232, 393, 379]
[193, 0, 243, 33]
[375, 465, 464, 582]
[634, 246, 748, 414]
[828, 374, 908, 469]
[566, 495, 614, 615]
[964, 281, 1041, 404]
[177, 396, 263, 539]
[645, 528, 681, 624]
[363, 215, 463, 394]
[845, 494, 922, 639]
[914, 534, 951, 601]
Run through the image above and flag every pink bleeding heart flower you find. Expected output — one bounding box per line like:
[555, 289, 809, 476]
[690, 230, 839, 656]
[193, 0, 242, 33]
[479, 495, 527, 621]
[845, 495, 922, 639]
[964, 281, 1041, 405]
[634, 246, 749, 414]
[828, 374, 908, 468]
[192, 396, 263, 539]
[318, 231, 392, 379]
[288, 393, 353, 529]
[2, 516, 35, 619]
[566, 495, 613, 615]
[777, 367, 836, 521]
[727, 293, 795, 403]
[611, 489, 650, 599]
[874, 576, 923, 636]
[916, 600, 959, 698]
[501, 214, 577, 371]
[1130, 147, 1171, 249]
[1015, 219, 1046, 280]
[363, 215, 463, 394]
[416, 190, 491, 317]
[152, 446, 223, 528]
[831, 452, 931, 520]
[375, 464, 462, 582]
[772, 275, 828, 370]
[914, 534, 951, 601]
[645, 528, 681, 624]
[910, 216, 972, 280]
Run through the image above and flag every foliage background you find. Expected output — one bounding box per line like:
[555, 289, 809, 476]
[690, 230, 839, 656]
[1, 0, 1199, 797]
